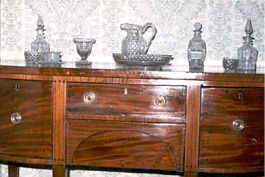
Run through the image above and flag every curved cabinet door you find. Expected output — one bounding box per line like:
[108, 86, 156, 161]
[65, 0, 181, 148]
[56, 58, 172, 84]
[0, 79, 53, 160]
[199, 87, 264, 173]
[66, 120, 185, 171]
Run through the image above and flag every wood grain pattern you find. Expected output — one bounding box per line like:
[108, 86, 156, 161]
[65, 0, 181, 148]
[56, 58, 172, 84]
[0, 79, 53, 159]
[66, 83, 186, 123]
[0, 153, 52, 165]
[199, 87, 264, 173]
[66, 120, 185, 171]
[184, 85, 201, 172]
[53, 79, 67, 164]
[0, 65, 263, 83]
[0, 65, 262, 176]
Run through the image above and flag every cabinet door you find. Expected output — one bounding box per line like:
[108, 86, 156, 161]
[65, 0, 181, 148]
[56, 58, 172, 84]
[67, 120, 185, 171]
[199, 87, 264, 173]
[0, 80, 53, 159]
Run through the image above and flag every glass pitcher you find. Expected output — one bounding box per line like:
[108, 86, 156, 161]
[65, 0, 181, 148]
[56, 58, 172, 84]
[120, 23, 157, 56]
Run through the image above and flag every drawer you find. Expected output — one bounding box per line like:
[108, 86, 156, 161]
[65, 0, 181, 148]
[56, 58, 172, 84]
[199, 87, 264, 172]
[0, 79, 53, 159]
[66, 83, 186, 122]
[66, 120, 185, 171]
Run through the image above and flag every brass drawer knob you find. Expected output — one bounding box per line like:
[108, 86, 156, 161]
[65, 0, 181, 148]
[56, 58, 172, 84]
[250, 137, 258, 144]
[10, 112, 22, 125]
[83, 91, 96, 104]
[154, 95, 166, 106]
[232, 119, 245, 131]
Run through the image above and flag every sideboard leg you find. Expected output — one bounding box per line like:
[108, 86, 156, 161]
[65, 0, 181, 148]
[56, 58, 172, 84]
[8, 165, 19, 177]
[184, 172, 198, 177]
[53, 165, 69, 177]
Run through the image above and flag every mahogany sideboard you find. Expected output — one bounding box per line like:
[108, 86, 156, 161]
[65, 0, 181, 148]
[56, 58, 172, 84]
[0, 62, 263, 177]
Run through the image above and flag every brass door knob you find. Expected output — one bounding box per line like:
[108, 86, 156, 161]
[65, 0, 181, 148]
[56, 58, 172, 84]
[83, 91, 96, 104]
[154, 95, 166, 106]
[232, 119, 245, 131]
[10, 112, 22, 125]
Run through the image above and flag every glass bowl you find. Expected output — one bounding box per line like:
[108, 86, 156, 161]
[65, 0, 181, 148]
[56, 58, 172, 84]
[223, 57, 239, 72]
[73, 38, 96, 65]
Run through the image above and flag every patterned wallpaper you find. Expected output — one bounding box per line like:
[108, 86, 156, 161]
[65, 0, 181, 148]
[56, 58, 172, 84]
[0, 0, 264, 66]
[0, 0, 264, 177]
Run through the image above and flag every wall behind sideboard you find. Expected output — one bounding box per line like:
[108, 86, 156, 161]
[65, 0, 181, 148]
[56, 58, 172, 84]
[0, 0, 264, 66]
[0, 0, 264, 177]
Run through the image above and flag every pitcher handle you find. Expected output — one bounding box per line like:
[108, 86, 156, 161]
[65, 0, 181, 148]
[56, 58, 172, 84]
[142, 23, 157, 54]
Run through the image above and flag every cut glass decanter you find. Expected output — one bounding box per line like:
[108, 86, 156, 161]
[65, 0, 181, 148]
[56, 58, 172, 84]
[31, 15, 50, 58]
[187, 22, 207, 72]
[237, 19, 258, 72]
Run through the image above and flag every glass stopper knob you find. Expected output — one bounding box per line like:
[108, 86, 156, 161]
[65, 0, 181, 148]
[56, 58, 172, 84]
[194, 22, 202, 31]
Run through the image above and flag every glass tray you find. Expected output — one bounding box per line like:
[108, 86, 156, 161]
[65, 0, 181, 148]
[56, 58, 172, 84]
[113, 53, 173, 66]
[25, 51, 63, 66]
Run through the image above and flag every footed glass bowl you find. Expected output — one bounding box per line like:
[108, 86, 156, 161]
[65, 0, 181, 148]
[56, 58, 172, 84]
[73, 38, 96, 66]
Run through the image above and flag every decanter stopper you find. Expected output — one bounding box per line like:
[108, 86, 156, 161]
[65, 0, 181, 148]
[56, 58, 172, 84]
[237, 19, 258, 72]
[37, 14, 45, 30]
[194, 22, 202, 32]
[187, 22, 207, 72]
[245, 19, 253, 36]
[31, 15, 50, 57]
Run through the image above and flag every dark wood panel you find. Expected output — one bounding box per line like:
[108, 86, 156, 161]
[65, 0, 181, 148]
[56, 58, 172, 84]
[0, 66, 263, 176]
[66, 83, 186, 122]
[0, 80, 53, 159]
[0, 79, 15, 115]
[0, 65, 263, 84]
[66, 112, 185, 124]
[0, 153, 53, 165]
[199, 87, 264, 173]
[66, 120, 185, 171]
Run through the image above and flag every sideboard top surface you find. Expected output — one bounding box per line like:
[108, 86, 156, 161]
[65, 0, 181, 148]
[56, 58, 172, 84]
[0, 60, 263, 83]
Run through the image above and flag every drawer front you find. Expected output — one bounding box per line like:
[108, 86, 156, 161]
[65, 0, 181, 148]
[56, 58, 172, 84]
[66, 83, 186, 122]
[199, 87, 264, 172]
[0, 80, 53, 159]
[66, 120, 185, 171]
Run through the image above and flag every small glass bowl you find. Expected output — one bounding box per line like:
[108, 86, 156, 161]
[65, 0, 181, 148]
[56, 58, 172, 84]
[223, 57, 239, 72]
[73, 38, 96, 60]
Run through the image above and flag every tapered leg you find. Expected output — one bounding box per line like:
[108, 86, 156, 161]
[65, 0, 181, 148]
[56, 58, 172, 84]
[184, 172, 198, 177]
[53, 165, 69, 177]
[8, 165, 19, 177]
